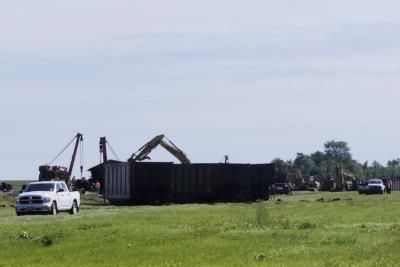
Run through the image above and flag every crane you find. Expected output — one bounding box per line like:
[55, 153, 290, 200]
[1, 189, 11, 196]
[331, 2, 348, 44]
[39, 133, 83, 182]
[129, 134, 191, 164]
[99, 136, 120, 163]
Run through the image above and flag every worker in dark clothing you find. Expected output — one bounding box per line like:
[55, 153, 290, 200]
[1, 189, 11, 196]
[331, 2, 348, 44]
[269, 185, 276, 200]
[287, 183, 293, 195]
[386, 178, 392, 194]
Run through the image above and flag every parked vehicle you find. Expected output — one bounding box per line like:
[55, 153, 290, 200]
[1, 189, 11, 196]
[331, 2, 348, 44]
[357, 180, 369, 194]
[272, 183, 291, 195]
[15, 181, 80, 216]
[367, 179, 385, 194]
[294, 181, 320, 192]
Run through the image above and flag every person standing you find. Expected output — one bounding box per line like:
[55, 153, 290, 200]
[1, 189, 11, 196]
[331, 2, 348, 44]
[288, 183, 293, 195]
[95, 180, 101, 195]
[387, 178, 392, 194]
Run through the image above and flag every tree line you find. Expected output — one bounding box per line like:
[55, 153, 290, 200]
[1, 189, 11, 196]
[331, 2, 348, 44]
[272, 140, 400, 180]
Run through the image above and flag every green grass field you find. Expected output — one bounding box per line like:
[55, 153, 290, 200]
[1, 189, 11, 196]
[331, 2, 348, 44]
[0, 190, 398, 267]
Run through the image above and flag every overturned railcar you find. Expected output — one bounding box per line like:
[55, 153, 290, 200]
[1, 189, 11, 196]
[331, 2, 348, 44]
[99, 161, 275, 204]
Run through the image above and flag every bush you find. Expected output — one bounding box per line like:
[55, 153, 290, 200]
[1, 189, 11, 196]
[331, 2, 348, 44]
[40, 236, 53, 247]
[298, 222, 316, 230]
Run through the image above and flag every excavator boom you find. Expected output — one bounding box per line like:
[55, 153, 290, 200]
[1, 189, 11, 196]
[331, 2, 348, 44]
[130, 134, 190, 164]
[160, 138, 191, 164]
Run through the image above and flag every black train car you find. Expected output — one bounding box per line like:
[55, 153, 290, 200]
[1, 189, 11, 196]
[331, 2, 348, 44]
[101, 161, 275, 204]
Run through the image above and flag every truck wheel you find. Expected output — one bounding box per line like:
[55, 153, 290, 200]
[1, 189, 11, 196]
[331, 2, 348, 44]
[69, 201, 78, 215]
[50, 201, 58, 216]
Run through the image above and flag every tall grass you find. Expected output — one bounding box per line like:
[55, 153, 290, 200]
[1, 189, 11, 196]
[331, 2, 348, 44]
[0, 191, 399, 266]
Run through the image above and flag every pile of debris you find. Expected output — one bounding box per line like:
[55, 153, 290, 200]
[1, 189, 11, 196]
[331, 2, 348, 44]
[0, 182, 12, 192]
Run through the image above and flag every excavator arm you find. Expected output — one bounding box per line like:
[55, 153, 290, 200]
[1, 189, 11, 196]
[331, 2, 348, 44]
[341, 169, 356, 180]
[159, 137, 191, 164]
[286, 164, 304, 184]
[130, 134, 191, 164]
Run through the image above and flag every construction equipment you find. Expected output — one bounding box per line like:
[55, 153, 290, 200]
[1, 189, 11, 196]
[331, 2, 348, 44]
[321, 158, 357, 191]
[337, 167, 357, 191]
[129, 134, 191, 164]
[286, 164, 304, 184]
[39, 133, 84, 182]
[284, 163, 319, 191]
[99, 136, 120, 163]
[99, 137, 108, 163]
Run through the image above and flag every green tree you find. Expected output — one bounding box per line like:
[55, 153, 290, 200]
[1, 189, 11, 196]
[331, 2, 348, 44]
[310, 151, 328, 176]
[293, 153, 315, 176]
[324, 140, 351, 165]
[368, 161, 385, 178]
[270, 140, 400, 180]
[345, 159, 364, 177]
[387, 159, 400, 177]
[271, 158, 289, 181]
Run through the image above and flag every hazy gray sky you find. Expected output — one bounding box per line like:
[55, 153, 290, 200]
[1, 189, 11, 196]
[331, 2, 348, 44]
[1, 1, 400, 179]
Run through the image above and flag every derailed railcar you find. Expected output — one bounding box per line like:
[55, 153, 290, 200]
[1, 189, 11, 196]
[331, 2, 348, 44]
[88, 160, 123, 194]
[171, 163, 274, 203]
[101, 161, 275, 204]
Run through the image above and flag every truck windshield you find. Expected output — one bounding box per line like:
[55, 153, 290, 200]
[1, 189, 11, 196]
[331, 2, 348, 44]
[26, 183, 54, 192]
[369, 180, 381, 185]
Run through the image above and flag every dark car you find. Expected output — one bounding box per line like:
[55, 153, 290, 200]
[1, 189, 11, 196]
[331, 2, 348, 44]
[272, 183, 291, 195]
[357, 180, 369, 194]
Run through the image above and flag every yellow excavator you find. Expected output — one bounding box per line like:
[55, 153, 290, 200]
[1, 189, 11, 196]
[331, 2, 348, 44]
[285, 163, 320, 191]
[129, 134, 191, 164]
[336, 167, 357, 191]
[286, 164, 304, 185]
[322, 160, 357, 191]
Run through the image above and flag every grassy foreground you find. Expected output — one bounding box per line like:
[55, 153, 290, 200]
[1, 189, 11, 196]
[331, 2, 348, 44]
[0, 191, 399, 267]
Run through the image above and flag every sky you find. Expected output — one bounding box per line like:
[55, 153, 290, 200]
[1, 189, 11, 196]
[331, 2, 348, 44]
[1, 0, 400, 180]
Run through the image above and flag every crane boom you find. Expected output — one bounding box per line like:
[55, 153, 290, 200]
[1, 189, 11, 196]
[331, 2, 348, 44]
[99, 137, 108, 162]
[68, 133, 83, 178]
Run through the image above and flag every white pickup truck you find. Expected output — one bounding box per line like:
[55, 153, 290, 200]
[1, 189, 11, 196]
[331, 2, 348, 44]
[367, 179, 386, 194]
[15, 181, 80, 216]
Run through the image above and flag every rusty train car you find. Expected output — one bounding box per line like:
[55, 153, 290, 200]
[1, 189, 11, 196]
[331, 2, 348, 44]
[91, 161, 275, 204]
